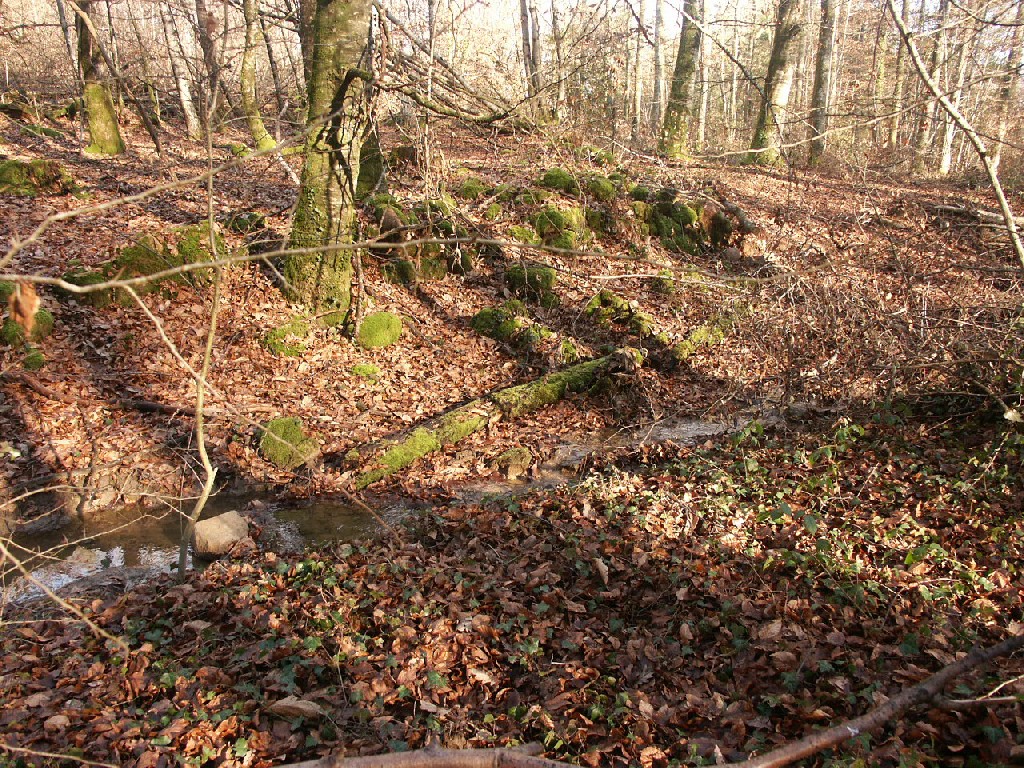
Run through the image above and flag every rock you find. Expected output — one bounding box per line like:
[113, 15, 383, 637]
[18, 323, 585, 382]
[192, 510, 249, 559]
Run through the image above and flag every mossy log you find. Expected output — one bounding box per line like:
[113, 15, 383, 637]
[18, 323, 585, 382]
[346, 348, 644, 489]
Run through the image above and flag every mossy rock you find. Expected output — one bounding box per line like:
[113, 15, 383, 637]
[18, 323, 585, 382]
[655, 187, 679, 203]
[352, 363, 381, 380]
[516, 189, 551, 205]
[585, 289, 660, 339]
[585, 175, 617, 202]
[456, 176, 489, 200]
[259, 417, 319, 471]
[22, 124, 64, 140]
[494, 184, 518, 202]
[22, 347, 45, 371]
[532, 205, 588, 247]
[382, 259, 419, 285]
[229, 144, 251, 158]
[494, 446, 533, 479]
[0, 281, 13, 303]
[484, 203, 502, 221]
[357, 132, 385, 199]
[0, 309, 54, 345]
[388, 144, 418, 165]
[509, 225, 541, 245]
[579, 145, 615, 166]
[586, 208, 617, 235]
[471, 300, 529, 342]
[0, 159, 75, 196]
[264, 317, 310, 357]
[319, 311, 347, 328]
[559, 338, 581, 364]
[58, 269, 112, 307]
[174, 222, 225, 284]
[506, 265, 557, 305]
[448, 249, 474, 275]
[420, 257, 449, 281]
[539, 168, 580, 196]
[224, 211, 266, 234]
[654, 269, 676, 294]
[548, 231, 577, 250]
[357, 312, 402, 349]
[630, 185, 651, 202]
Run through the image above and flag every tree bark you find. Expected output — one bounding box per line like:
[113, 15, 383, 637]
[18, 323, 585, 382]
[285, 0, 373, 312]
[748, 0, 804, 166]
[992, 0, 1023, 173]
[194, 0, 224, 120]
[808, 0, 836, 164]
[659, 0, 701, 158]
[161, 5, 202, 140]
[911, 0, 947, 174]
[649, 0, 664, 131]
[631, 0, 646, 141]
[887, 0, 909, 147]
[76, 0, 125, 155]
[938, 33, 968, 176]
[241, 0, 276, 151]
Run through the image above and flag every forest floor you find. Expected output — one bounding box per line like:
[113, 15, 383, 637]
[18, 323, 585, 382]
[0, 112, 1023, 767]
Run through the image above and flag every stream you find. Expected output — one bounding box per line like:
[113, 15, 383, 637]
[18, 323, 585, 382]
[1, 418, 731, 603]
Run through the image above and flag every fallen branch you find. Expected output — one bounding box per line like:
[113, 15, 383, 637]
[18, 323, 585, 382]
[273, 635, 1023, 768]
[343, 348, 644, 489]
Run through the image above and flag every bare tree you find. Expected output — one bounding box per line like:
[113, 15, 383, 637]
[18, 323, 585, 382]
[748, 0, 804, 165]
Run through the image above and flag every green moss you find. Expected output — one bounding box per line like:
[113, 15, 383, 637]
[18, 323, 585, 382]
[22, 124, 64, 139]
[174, 222, 225, 284]
[540, 168, 580, 195]
[533, 207, 567, 238]
[319, 311, 347, 328]
[456, 176, 489, 200]
[495, 446, 533, 478]
[352, 363, 380, 379]
[436, 409, 488, 445]
[585, 175, 617, 202]
[630, 185, 651, 202]
[494, 184, 518, 202]
[484, 203, 502, 221]
[654, 269, 676, 294]
[382, 259, 419, 285]
[224, 211, 266, 234]
[0, 159, 75, 196]
[506, 265, 557, 303]
[655, 187, 679, 203]
[549, 231, 577, 250]
[229, 143, 251, 158]
[559, 338, 581, 364]
[357, 311, 402, 349]
[492, 358, 605, 417]
[671, 313, 738, 363]
[420, 257, 449, 281]
[259, 417, 319, 470]
[356, 132, 384, 199]
[356, 428, 441, 488]
[471, 306, 527, 341]
[509, 225, 541, 245]
[22, 347, 45, 371]
[579, 146, 614, 165]
[585, 208, 616, 235]
[58, 270, 112, 307]
[264, 317, 310, 357]
[0, 281, 13, 303]
[585, 289, 660, 339]
[516, 189, 551, 205]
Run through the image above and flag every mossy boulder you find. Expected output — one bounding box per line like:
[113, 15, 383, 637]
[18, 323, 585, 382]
[22, 347, 45, 371]
[0, 159, 75, 196]
[382, 259, 419, 285]
[630, 185, 651, 202]
[174, 222, 225, 283]
[509, 225, 541, 245]
[531, 205, 589, 250]
[516, 189, 551, 205]
[506, 265, 558, 306]
[540, 168, 581, 196]
[585, 290, 662, 340]
[586, 208, 617, 235]
[263, 317, 310, 357]
[585, 175, 617, 202]
[224, 211, 266, 234]
[259, 417, 319, 471]
[1, 309, 54, 345]
[357, 311, 402, 349]
[484, 203, 502, 221]
[0, 281, 14, 303]
[58, 269, 113, 307]
[456, 176, 489, 200]
[471, 300, 529, 342]
[356, 132, 385, 199]
[494, 446, 533, 480]
[22, 124, 64, 140]
[579, 145, 615, 166]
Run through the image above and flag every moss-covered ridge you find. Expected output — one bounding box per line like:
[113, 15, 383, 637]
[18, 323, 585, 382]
[0, 158, 75, 196]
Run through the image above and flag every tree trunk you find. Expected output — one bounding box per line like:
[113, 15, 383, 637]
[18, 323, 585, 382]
[519, 0, 542, 108]
[659, 0, 701, 158]
[285, 0, 373, 313]
[259, 10, 287, 122]
[650, 0, 664, 131]
[194, 0, 223, 120]
[551, 0, 565, 121]
[241, 0, 276, 151]
[748, 0, 804, 166]
[695, 0, 708, 149]
[54, 0, 78, 79]
[631, 0, 646, 141]
[887, 0, 909, 147]
[76, 0, 125, 155]
[938, 34, 968, 176]
[808, 0, 836, 164]
[992, 0, 1023, 173]
[161, 5, 202, 140]
[911, 0, 947, 174]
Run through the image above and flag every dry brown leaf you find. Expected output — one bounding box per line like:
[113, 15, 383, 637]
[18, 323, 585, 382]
[9, 281, 39, 337]
[266, 696, 326, 719]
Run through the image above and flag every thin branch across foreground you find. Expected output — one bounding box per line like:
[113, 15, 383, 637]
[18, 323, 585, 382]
[277, 634, 1024, 768]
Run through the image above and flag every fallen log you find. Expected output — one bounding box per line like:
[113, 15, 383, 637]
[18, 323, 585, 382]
[345, 348, 645, 489]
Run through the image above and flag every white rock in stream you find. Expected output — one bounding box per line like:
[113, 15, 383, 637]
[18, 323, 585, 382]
[193, 510, 249, 559]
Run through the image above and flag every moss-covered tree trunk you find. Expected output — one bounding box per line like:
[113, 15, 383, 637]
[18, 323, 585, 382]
[76, 0, 125, 156]
[659, 0, 701, 159]
[241, 0, 275, 151]
[285, 0, 372, 312]
[808, 0, 835, 165]
[748, 0, 804, 166]
[347, 349, 645, 489]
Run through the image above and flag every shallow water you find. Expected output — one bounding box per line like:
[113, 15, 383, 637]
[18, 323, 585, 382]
[3, 418, 728, 601]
